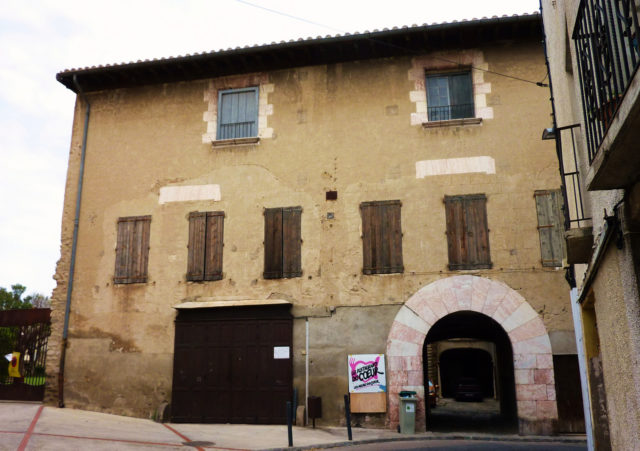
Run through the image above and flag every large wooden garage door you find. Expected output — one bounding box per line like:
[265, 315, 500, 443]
[171, 305, 292, 424]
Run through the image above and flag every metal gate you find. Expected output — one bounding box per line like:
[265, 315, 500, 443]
[0, 309, 51, 401]
[171, 304, 292, 424]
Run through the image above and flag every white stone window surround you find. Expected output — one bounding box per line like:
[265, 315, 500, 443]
[202, 73, 274, 144]
[409, 50, 493, 126]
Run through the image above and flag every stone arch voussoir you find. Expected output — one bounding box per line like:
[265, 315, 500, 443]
[386, 275, 557, 434]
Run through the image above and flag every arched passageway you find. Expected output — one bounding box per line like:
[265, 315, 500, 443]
[438, 345, 494, 398]
[424, 311, 517, 432]
[386, 275, 558, 435]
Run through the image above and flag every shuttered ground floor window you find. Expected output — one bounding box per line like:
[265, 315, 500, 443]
[264, 207, 302, 279]
[187, 211, 225, 281]
[360, 200, 403, 274]
[444, 194, 492, 270]
[114, 215, 151, 284]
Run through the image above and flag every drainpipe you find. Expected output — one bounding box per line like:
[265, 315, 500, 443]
[58, 75, 91, 408]
[305, 317, 309, 426]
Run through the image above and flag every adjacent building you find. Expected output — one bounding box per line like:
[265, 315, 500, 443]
[47, 12, 583, 435]
[542, 0, 640, 449]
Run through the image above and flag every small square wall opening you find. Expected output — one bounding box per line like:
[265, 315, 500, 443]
[326, 191, 338, 201]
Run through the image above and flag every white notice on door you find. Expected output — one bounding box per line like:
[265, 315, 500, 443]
[273, 346, 290, 359]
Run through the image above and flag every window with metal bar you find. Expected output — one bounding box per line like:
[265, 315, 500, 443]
[217, 87, 259, 139]
[426, 72, 475, 121]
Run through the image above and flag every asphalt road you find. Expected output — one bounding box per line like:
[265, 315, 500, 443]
[330, 439, 587, 451]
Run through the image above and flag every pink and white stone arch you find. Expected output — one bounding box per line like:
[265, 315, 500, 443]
[386, 275, 558, 434]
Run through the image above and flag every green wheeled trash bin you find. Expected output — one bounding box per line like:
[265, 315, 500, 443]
[398, 390, 417, 434]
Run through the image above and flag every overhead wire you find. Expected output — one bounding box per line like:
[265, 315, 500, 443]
[236, 0, 549, 87]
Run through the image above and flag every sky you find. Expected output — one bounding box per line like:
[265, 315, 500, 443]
[0, 0, 540, 297]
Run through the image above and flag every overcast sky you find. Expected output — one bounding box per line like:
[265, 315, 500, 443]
[0, 0, 540, 297]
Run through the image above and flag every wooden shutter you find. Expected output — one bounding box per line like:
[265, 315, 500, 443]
[385, 201, 404, 273]
[361, 200, 403, 274]
[282, 207, 302, 278]
[187, 212, 206, 281]
[264, 208, 283, 279]
[535, 190, 566, 267]
[445, 195, 491, 270]
[204, 212, 224, 280]
[114, 216, 151, 284]
[218, 87, 259, 139]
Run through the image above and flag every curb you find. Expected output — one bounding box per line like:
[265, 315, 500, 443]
[264, 433, 588, 451]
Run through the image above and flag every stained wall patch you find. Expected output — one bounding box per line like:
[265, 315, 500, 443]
[416, 156, 496, 178]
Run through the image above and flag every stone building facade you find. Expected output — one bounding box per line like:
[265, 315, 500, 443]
[47, 13, 582, 435]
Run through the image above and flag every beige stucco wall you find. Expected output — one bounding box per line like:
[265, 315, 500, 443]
[46, 38, 574, 424]
[591, 248, 640, 450]
[543, 0, 640, 447]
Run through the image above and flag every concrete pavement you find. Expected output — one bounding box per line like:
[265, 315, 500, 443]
[0, 402, 587, 450]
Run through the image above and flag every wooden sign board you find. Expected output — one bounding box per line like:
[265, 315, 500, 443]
[350, 392, 387, 413]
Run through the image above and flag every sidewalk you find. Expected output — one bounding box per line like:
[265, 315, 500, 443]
[0, 402, 587, 450]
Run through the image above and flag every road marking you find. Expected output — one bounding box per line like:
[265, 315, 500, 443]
[163, 424, 205, 451]
[17, 405, 43, 451]
[28, 431, 185, 447]
[162, 424, 249, 451]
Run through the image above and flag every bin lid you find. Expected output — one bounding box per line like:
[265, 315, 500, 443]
[399, 390, 417, 397]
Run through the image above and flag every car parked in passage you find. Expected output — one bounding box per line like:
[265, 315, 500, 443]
[454, 377, 483, 402]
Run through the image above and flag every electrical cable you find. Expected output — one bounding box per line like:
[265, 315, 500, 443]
[236, 0, 549, 87]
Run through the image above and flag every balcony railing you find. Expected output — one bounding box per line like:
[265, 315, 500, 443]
[573, 0, 640, 162]
[557, 124, 592, 229]
[427, 103, 475, 121]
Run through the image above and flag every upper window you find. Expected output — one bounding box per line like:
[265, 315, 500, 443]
[426, 72, 474, 121]
[444, 194, 491, 270]
[114, 216, 151, 284]
[217, 87, 259, 140]
[264, 207, 302, 279]
[360, 200, 403, 275]
[187, 211, 224, 281]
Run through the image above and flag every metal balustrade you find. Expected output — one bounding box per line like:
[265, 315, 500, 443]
[573, 0, 640, 162]
[427, 103, 475, 121]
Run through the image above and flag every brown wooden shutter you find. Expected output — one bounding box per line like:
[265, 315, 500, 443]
[361, 203, 376, 274]
[445, 195, 491, 270]
[204, 211, 224, 280]
[114, 216, 151, 284]
[115, 219, 134, 283]
[187, 212, 206, 281]
[445, 196, 466, 268]
[386, 201, 404, 273]
[264, 208, 283, 279]
[361, 200, 403, 274]
[282, 207, 302, 278]
[465, 195, 491, 268]
[535, 190, 566, 267]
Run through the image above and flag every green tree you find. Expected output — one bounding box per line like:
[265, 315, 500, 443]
[0, 284, 34, 310]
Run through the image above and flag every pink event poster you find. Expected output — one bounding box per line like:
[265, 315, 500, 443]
[348, 354, 387, 393]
